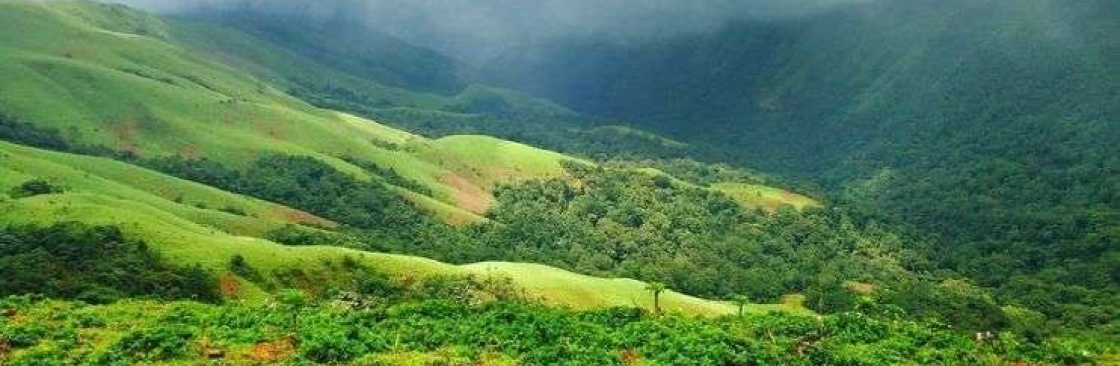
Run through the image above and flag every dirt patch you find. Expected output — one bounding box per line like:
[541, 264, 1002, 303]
[254, 121, 285, 140]
[269, 207, 337, 229]
[440, 172, 493, 214]
[844, 281, 876, 296]
[247, 336, 296, 363]
[618, 349, 642, 364]
[108, 120, 141, 154]
[0, 337, 10, 359]
[218, 274, 240, 298]
[177, 145, 200, 159]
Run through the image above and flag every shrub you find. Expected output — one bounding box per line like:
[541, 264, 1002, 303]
[0, 223, 220, 302]
[8, 179, 64, 198]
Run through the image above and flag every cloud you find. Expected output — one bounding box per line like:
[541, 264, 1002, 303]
[104, 0, 880, 61]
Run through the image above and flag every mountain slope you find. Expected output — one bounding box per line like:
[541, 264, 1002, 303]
[0, 141, 750, 315]
[0, 1, 588, 221]
[180, 7, 475, 95]
[486, 0, 1120, 331]
[0, 1, 824, 315]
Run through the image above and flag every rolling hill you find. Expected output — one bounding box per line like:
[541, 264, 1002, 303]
[0, 1, 815, 315]
[0, 1, 590, 222]
[0, 141, 755, 315]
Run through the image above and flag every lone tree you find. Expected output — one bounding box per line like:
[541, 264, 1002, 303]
[278, 289, 308, 339]
[646, 282, 667, 316]
[732, 294, 750, 317]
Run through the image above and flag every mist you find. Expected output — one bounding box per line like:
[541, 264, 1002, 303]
[105, 0, 879, 62]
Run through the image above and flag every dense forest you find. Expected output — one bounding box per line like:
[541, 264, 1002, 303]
[485, 0, 1120, 338]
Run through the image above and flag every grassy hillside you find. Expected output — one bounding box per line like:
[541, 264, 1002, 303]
[713, 183, 821, 212]
[0, 1, 586, 222]
[0, 141, 332, 236]
[0, 1, 809, 220]
[0, 141, 748, 314]
[0, 1, 820, 317]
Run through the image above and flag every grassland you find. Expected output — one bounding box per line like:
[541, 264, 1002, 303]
[713, 182, 821, 212]
[0, 1, 814, 316]
[0, 142, 763, 315]
[0, 1, 814, 219]
[0, 141, 333, 236]
[0, 1, 586, 222]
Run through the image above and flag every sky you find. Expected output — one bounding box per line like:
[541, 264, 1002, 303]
[106, 0, 879, 62]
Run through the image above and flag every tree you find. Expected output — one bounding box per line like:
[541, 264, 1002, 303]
[646, 282, 667, 316]
[278, 289, 308, 339]
[732, 294, 750, 317]
[9, 179, 64, 198]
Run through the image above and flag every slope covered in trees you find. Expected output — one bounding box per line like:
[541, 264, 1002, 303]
[486, 0, 1120, 334]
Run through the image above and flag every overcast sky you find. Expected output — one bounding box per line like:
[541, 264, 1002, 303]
[107, 0, 879, 62]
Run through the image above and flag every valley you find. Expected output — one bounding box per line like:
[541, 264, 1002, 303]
[0, 0, 1115, 364]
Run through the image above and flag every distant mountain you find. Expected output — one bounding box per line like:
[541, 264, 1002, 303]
[489, 0, 1118, 173]
[179, 5, 475, 95]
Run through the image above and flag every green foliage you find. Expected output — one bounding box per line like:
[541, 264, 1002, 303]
[732, 294, 751, 317]
[487, 0, 1120, 335]
[603, 158, 769, 187]
[343, 156, 433, 195]
[103, 325, 195, 362]
[467, 164, 900, 305]
[265, 224, 348, 246]
[140, 154, 464, 252]
[7, 179, 64, 198]
[0, 114, 70, 152]
[0, 222, 220, 303]
[2, 296, 1108, 365]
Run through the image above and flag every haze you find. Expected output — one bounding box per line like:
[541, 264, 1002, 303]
[103, 0, 878, 62]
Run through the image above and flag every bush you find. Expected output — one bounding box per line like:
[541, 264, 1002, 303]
[8, 179, 64, 198]
[105, 325, 195, 362]
[0, 223, 220, 302]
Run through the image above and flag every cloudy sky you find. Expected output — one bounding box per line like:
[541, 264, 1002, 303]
[107, 0, 879, 61]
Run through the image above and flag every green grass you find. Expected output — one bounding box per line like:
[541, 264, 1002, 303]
[0, 143, 750, 315]
[0, 1, 813, 316]
[0, 141, 333, 236]
[588, 125, 690, 150]
[0, 192, 746, 314]
[0, 1, 814, 221]
[713, 182, 822, 212]
[0, 1, 590, 220]
[417, 135, 589, 212]
[461, 262, 810, 316]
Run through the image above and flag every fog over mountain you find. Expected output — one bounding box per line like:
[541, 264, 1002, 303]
[101, 0, 878, 61]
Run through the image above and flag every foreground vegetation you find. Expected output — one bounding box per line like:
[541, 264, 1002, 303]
[1, 295, 1107, 365]
[0, 221, 1112, 365]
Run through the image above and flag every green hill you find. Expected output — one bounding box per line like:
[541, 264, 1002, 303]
[0, 1, 817, 316]
[0, 1, 588, 223]
[486, 0, 1119, 332]
[0, 141, 749, 314]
